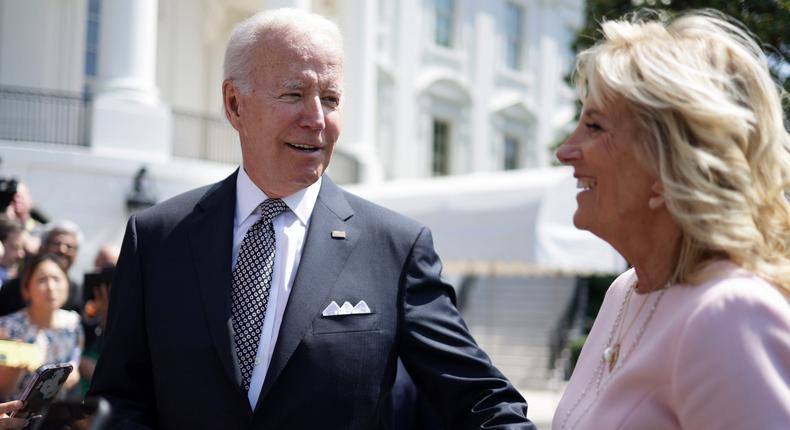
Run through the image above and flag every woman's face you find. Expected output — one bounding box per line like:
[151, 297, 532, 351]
[555, 96, 659, 245]
[24, 260, 69, 312]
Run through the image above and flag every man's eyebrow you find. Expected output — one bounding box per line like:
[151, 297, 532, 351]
[280, 80, 305, 90]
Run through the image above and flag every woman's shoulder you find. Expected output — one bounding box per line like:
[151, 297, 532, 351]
[0, 310, 28, 328]
[678, 262, 790, 340]
[690, 262, 789, 316]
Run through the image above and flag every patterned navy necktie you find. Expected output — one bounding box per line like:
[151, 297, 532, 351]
[231, 198, 289, 392]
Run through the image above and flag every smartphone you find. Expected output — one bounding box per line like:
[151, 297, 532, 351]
[10, 363, 73, 422]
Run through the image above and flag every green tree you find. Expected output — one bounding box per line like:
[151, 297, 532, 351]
[572, 0, 790, 114]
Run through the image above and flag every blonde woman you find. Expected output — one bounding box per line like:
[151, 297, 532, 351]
[553, 10, 790, 429]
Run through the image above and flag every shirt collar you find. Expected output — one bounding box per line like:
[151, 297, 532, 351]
[235, 167, 321, 227]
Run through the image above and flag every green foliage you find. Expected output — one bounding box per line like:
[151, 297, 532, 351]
[569, 334, 587, 371]
[572, 0, 790, 114]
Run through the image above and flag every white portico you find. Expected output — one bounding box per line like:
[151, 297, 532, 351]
[90, 0, 172, 162]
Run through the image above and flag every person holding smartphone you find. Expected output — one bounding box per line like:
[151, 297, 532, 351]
[0, 254, 83, 400]
[0, 400, 26, 429]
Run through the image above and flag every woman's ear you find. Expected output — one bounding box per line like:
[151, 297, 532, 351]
[648, 180, 666, 210]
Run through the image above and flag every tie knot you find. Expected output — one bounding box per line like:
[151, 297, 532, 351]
[258, 198, 288, 223]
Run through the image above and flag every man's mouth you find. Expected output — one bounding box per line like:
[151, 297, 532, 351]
[286, 143, 320, 152]
[576, 178, 596, 191]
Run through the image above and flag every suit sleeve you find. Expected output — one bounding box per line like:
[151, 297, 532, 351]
[398, 227, 536, 430]
[88, 216, 157, 429]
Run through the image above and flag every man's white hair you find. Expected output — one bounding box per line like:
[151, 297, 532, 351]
[223, 8, 343, 94]
[43, 219, 84, 245]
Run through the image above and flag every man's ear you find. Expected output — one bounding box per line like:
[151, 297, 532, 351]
[648, 180, 666, 210]
[222, 80, 242, 129]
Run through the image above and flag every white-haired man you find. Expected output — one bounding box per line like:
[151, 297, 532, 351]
[90, 8, 535, 429]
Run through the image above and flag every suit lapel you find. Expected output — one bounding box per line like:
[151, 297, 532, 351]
[188, 171, 241, 396]
[255, 176, 358, 410]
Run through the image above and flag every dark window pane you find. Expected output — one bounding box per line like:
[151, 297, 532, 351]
[434, 0, 454, 47]
[504, 3, 523, 69]
[504, 135, 520, 170]
[432, 119, 450, 176]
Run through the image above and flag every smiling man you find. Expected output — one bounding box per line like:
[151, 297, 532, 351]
[89, 8, 535, 430]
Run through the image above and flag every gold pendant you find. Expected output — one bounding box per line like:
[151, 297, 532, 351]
[602, 344, 620, 371]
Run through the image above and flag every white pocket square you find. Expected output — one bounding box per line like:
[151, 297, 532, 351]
[322, 300, 371, 316]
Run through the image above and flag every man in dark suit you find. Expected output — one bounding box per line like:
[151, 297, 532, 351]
[90, 8, 535, 429]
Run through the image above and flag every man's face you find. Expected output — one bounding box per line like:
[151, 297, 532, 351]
[42, 232, 78, 269]
[224, 31, 343, 198]
[0, 231, 24, 269]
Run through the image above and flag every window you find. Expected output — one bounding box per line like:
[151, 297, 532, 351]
[432, 119, 451, 176]
[504, 135, 520, 170]
[504, 2, 524, 70]
[434, 0, 455, 48]
[84, 0, 101, 91]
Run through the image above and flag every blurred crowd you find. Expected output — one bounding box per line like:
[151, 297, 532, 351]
[0, 177, 118, 402]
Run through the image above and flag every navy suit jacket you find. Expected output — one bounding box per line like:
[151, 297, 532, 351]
[89, 172, 535, 429]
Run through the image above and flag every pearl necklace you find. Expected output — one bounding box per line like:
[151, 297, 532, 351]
[559, 277, 671, 430]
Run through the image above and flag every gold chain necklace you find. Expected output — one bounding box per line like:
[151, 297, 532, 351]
[559, 276, 671, 430]
[602, 284, 651, 371]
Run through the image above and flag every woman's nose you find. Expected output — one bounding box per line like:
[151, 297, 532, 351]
[556, 134, 582, 165]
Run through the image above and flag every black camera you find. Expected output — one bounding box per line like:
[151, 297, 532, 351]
[0, 177, 18, 212]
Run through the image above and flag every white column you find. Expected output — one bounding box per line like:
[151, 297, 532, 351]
[393, 0, 423, 178]
[334, 0, 383, 183]
[91, 0, 172, 162]
[471, 2, 497, 172]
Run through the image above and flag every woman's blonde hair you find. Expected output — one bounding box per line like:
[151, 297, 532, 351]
[575, 9, 790, 292]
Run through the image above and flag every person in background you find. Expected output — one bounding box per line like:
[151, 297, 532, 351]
[0, 221, 84, 317]
[37, 221, 83, 313]
[553, 10, 790, 429]
[1, 180, 46, 256]
[0, 216, 24, 284]
[92, 245, 119, 271]
[79, 245, 119, 396]
[0, 254, 83, 401]
[8, 183, 44, 256]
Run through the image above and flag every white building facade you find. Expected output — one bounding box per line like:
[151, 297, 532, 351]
[0, 0, 583, 272]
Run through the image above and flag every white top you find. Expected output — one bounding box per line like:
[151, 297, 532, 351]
[553, 261, 790, 430]
[233, 167, 321, 408]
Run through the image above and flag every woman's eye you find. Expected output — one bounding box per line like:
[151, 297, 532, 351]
[585, 122, 602, 131]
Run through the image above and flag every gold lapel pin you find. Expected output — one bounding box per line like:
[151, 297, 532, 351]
[331, 230, 347, 239]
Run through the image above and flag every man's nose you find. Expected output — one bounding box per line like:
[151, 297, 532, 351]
[300, 96, 325, 130]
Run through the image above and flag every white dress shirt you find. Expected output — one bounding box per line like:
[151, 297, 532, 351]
[233, 167, 321, 408]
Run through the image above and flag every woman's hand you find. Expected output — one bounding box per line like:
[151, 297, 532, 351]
[0, 400, 27, 429]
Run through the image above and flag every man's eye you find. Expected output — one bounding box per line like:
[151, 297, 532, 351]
[322, 96, 340, 107]
[281, 93, 301, 100]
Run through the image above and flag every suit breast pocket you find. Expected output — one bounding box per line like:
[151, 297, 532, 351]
[312, 313, 380, 335]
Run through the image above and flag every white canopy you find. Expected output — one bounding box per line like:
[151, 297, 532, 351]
[343, 167, 625, 277]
